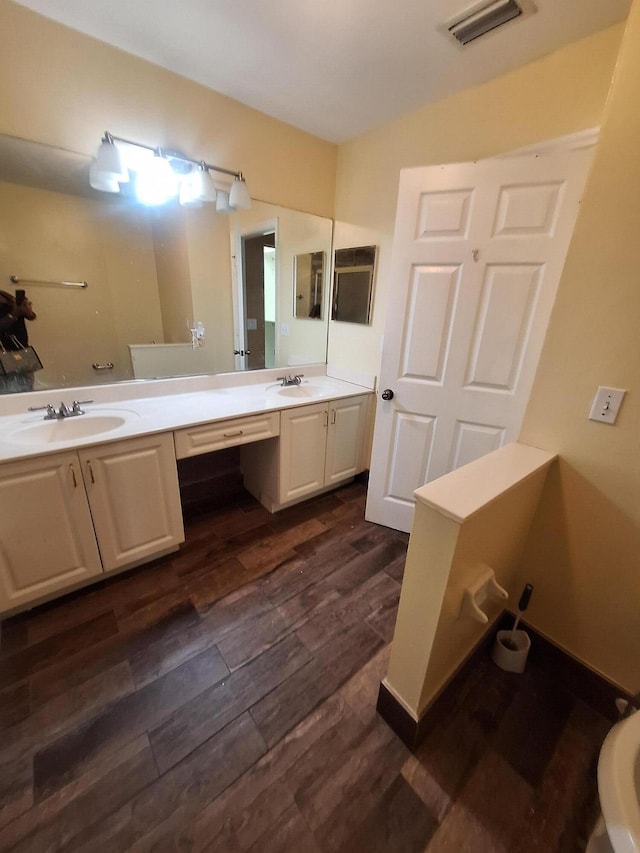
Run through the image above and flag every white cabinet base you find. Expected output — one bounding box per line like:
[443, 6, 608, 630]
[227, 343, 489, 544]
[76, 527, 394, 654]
[241, 394, 371, 512]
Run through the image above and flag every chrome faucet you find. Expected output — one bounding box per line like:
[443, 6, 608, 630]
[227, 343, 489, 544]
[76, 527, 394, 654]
[276, 374, 304, 387]
[28, 400, 93, 420]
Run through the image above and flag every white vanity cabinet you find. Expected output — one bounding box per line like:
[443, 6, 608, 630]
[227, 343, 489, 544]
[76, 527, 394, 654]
[0, 451, 103, 612]
[78, 433, 184, 571]
[0, 433, 184, 613]
[242, 394, 370, 510]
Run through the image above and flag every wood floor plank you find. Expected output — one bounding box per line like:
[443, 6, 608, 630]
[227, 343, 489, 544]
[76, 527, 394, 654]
[32, 645, 229, 802]
[336, 775, 438, 853]
[0, 749, 32, 831]
[3, 660, 135, 757]
[238, 518, 328, 575]
[296, 570, 400, 654]
[187, 555, 251, 608]
[0, 735, 157, 853]
[150, 632, 312, 774]
[425, 750, 533, 853]
[259, 540, 360, 607]
[493, 667, 575, 787]
[324, 538, 407, 594]
[247, 802, 321, 853]
[147, 694, 349, 852]
[250, 621, 383, 748]
[217, 603, 292, 671]
[295, 717, 408, 851]
[0, 611, 120, 690]
[0, 681, 30, 731]
[81, 713, 266, 853]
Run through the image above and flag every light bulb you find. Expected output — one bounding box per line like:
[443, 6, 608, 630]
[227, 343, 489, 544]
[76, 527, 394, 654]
[135, 154, 179, 206]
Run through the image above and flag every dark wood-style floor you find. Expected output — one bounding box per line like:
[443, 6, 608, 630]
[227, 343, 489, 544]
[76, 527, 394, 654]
[0, 481, 608, 852]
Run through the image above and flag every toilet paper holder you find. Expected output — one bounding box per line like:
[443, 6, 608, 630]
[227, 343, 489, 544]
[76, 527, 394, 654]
[459, 566, 508, 624]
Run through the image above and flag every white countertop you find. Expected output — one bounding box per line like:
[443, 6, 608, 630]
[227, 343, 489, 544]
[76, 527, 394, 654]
[0, 372, 372, 463]
[413, 442, 557, 524]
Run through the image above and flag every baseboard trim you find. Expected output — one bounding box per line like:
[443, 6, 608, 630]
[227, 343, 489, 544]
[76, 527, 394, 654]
[377, 611, 630, 750]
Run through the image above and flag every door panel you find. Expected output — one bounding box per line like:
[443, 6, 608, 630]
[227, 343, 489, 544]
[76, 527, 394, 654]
[367, 147, 592, 532]
[385, 411, 436, 506]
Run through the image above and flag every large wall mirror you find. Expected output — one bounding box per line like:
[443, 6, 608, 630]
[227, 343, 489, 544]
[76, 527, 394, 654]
[0, 134, 333, 395]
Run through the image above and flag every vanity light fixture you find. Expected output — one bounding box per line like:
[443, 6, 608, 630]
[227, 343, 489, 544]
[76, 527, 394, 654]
[91, 131, 251, 209]
[229, 174, 251, 210]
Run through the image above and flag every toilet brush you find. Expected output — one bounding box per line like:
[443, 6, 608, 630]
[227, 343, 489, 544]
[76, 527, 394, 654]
[503, 583, 534, 650]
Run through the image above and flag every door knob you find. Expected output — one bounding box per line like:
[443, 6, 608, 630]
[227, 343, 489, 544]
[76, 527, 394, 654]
[381, 389, 394, 401]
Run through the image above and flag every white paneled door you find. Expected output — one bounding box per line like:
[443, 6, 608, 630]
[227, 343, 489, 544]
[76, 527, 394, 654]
[366, 149, 592, 532]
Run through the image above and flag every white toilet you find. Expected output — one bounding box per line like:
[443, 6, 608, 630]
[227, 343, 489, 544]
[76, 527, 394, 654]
[587, 709, 640, 853]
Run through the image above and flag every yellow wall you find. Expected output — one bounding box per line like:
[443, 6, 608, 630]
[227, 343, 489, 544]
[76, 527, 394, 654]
[0, 180, 164, 387]
[0, 0, 336, 218]
[329, 24, 624, 379]
[517, 0, 640, 692]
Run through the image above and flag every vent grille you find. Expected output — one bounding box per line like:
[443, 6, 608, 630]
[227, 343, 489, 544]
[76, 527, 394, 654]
[446, 0, 530, 46]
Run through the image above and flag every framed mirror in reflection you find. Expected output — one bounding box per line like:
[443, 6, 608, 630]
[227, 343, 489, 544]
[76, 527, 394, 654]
[0, 134, 333, 395]
[331, 245, 377, 325]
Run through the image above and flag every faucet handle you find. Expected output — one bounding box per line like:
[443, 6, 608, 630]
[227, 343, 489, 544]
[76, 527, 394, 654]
[294, 374, 304, 383]
[72, 400, 93, 414]
[28, 403, 57, 419]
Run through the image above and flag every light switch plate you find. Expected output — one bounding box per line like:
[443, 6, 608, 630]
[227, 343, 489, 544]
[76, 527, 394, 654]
[280, 323, 289, 336]
[588, 386, 626, 424]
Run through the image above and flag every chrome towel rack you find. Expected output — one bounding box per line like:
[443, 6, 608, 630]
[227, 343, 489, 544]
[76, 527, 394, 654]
[9, 275, 88, 289]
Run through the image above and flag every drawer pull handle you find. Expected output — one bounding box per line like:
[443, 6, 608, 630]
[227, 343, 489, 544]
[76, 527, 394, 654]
[69, 464, 77, 488]
[224, 430, 244, 438]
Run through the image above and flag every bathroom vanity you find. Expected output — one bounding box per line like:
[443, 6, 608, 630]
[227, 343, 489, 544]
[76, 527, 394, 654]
[0, 369, 372, 616]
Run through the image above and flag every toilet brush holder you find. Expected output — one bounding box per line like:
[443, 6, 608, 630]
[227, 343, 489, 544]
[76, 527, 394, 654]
[491, 629, 531, 673]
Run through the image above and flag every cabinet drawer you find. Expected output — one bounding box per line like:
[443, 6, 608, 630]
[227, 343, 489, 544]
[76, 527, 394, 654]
[174, 411, 280, 459]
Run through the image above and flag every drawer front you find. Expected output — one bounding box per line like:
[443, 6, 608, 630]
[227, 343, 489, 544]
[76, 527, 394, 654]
[175, 411, 280, 459]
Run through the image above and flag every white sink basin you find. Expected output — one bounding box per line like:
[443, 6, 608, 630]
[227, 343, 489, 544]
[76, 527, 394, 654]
[8, 413, 131, 445]
[267, 379, 340, 399]
[593, 710, 640, 852]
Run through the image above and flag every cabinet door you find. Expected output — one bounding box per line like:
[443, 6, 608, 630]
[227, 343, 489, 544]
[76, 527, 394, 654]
[0, 451, 102, 612]
[325, 395, 369, 487]
[79, 433, 184, 571]
[279, 402, 328, 504]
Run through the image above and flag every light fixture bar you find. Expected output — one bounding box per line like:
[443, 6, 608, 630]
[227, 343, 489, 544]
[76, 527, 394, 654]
[104, 131, 242, 180]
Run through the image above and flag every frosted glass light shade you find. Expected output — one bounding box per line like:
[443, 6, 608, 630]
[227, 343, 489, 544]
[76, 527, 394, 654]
[89, 160, 120, 192]
[216, 189, 233, 213]
[229, 176, 251, 209]
[179, 171, 203, 207]
[135, 154, 179, 206]
[192, 167, 218, 202]
[95, 139, 129, 182]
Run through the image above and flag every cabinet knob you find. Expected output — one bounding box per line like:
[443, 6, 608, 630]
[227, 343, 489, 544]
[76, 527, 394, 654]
[381, 389, 394, 401]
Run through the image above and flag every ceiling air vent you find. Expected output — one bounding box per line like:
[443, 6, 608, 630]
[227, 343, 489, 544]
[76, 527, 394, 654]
[444, 0, 536, 46]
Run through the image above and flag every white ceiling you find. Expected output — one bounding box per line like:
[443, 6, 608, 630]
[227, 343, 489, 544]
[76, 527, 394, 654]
[13, 0, 632, 143]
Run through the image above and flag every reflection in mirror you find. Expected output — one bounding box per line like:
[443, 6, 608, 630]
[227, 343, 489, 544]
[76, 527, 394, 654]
[332, 245, 377, 325]
[0, 134, 332, 394]
[230, 202, 332, 374]
[294, 252, 325, 320]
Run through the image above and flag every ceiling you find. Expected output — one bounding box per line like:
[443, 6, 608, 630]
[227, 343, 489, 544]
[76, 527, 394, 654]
[13, 0, 632, 143]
